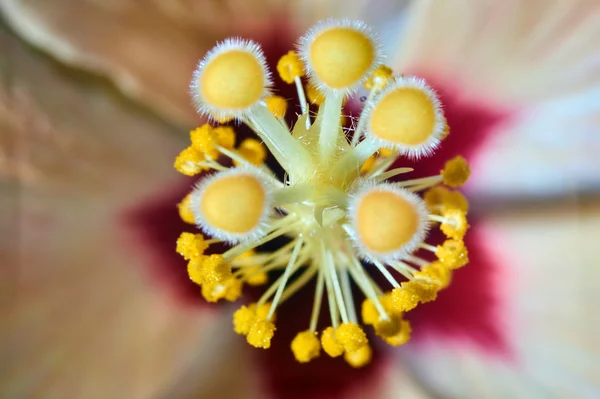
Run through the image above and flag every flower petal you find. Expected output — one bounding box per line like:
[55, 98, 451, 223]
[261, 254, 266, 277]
[3, 0, 414, 126]
[1, 26, 220, 397]
[391, 0, 600, 198]
[400, 202, 600, 397]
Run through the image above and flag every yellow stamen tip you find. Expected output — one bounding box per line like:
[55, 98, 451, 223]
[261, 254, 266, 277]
[335, 322, 368, 353]
[202, 254, 232, 284]
[306, 23, 377, 89]
[264, 95, 288, 118]
[178, 194, 196, 224]
[174, 147, 205, 176]
[344, 344, 372, 368]
[190, 125, 219, 160]
[382, 320, 411, 347]
[291, 330, 321, 363]
[389, 285, 420, 313]
[247, 319, 276, 349]
[364, 65, 393, 90]
[187, 257, 205, 285]
[436, 239, 469, 269]
[359, 154, 377, 174]
[416, 261, 452, 289]
[361, 298, 379, 325]
[440, 209, 469, 239]
[235, 138, 267, 166]
[277, 51, 305, 84]
[245, 266, 269, 286]
[213, 126, 237, 150]
[176, 232, 208, 260]
[374, 315, 402, 338]
[442, 156, 470, 187]
[321, 326, 344, 357]
[202, 277, 243, 303]
[233, 305, 255, 335]
[305, 84, 325, 106]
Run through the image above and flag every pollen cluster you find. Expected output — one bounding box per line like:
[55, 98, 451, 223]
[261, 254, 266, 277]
[175, 19, 471, 367]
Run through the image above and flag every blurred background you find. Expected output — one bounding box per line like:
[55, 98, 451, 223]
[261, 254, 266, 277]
[1, 1, 599, 398]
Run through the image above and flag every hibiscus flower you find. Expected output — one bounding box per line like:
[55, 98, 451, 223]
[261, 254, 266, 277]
[1, 1, 599, 398]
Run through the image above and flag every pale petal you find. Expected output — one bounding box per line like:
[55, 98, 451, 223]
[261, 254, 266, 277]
[1, 26, 229, 398]
[2, 0, 413, 126]
[399, 203, 600, 398]
[391, 0, 600, 198]
[1, 0, 302, 125]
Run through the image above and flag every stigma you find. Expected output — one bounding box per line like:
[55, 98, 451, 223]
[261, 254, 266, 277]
[175, 19, 471, 367]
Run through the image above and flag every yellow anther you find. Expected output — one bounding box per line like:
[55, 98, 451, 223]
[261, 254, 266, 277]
[378, 148, 395, 157]
[364, 65, 393, 90]
[436, 239, 469, 269]
[416, 261, 452, 289]
[213, 126, 236, 150]
[236, 138, 267, 166]
[254, 302, 275, 321]
[264, 95, 288, 118]
[234, 250, 268, 286]
[233, 305, 255, 335]
[176, 232, 209, 260]
[198, 47, 267, 110]
[440, 208, 469, 239]
[335, 322, 368, 353]
[174, 147, 206, 176]
[200, 172, 267, 235]
[424, 187, 469, 214]
[344, 344, 372, 368]
[190, 125, 219, 160]
[291, 330, 321, 363]
[277, 51, 305, 84]
[446, 190, 469, 213]
[247, 319, 276, 349]
[442, 156, 470, 187]
[305, 84, 325, 106]
[374, 315, 402, 338]
[389, 284, 421, 313]
[178, 194, 196, 224]
[187, 257, 205, 285]
[382, 320, 411, 347]
[354, 188, 423, 254]
[321, 326, 344, 357]
[308, 25, 376, 89]
[424, 186, 450, 213]
[202, 254, 232, 284]
[359, 154, 377, 174]
[361, 298, 379, 325]
[244, 266, 268, 286]
[368, 85, 438, 148]
[202, 277, 243, 303]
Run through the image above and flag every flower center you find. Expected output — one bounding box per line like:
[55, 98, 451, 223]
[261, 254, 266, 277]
[174, 19, 472, 368]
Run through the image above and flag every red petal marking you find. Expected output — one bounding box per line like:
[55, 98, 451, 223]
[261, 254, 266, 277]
[124, 34, 515, 396]
[408, 225, 512, 357]
[246, 281, 388, 399]
[123, 178, 211, 306]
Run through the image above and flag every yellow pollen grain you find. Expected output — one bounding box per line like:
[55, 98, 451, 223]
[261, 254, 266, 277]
[309, 27, 375, 89]
[201, 174, 265, 234]
[370, 88, 436, 145]
[200, 50, 264, 109]
[356, 191, 420, 253]
[344, 344, 372, 368]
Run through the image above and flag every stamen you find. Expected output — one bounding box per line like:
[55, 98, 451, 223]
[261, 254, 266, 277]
[174, 18, 471, 364]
